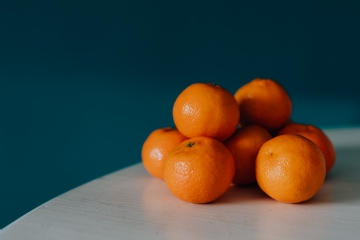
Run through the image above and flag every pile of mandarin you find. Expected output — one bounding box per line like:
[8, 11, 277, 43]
[141, 78, 336, 204]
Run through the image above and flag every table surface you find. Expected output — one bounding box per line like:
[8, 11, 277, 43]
[2, 128, 360, 240]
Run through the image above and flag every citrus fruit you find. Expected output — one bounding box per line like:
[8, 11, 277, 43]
[163, 136, 235, 203]
[224, 125, 272, 185]
[142, 127, 188, 179]
[277, 122, 336, 174]
[172, 83, 240, 141]
[256, 134, 326, 203]
[234, 78, 292, 133]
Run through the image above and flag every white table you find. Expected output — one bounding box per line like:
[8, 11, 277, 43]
[2, 128, 360, 240]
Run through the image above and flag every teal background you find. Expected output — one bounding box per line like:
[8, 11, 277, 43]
[1, 0, 360, 229]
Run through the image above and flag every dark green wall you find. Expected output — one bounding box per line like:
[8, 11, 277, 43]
[1, 0, 360, 228]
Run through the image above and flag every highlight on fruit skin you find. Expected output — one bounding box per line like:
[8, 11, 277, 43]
[234, 78, 292, 133]
[276, 122, 336, 174]
[141, 127, 188, 179]
[255, 134, 326, 204]
[172, 83, 240, 142]
[163, 136, 235, 204]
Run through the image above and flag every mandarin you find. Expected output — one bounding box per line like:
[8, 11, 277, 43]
[234, 78, 292, 133]
[142, 127, 188, 179]
[172, 83, 240, 141]
[256, 134, 326, 203]
[164, 136, 235, 203]
[277, 122, 336, 174]
[224, 125, 272, 185]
